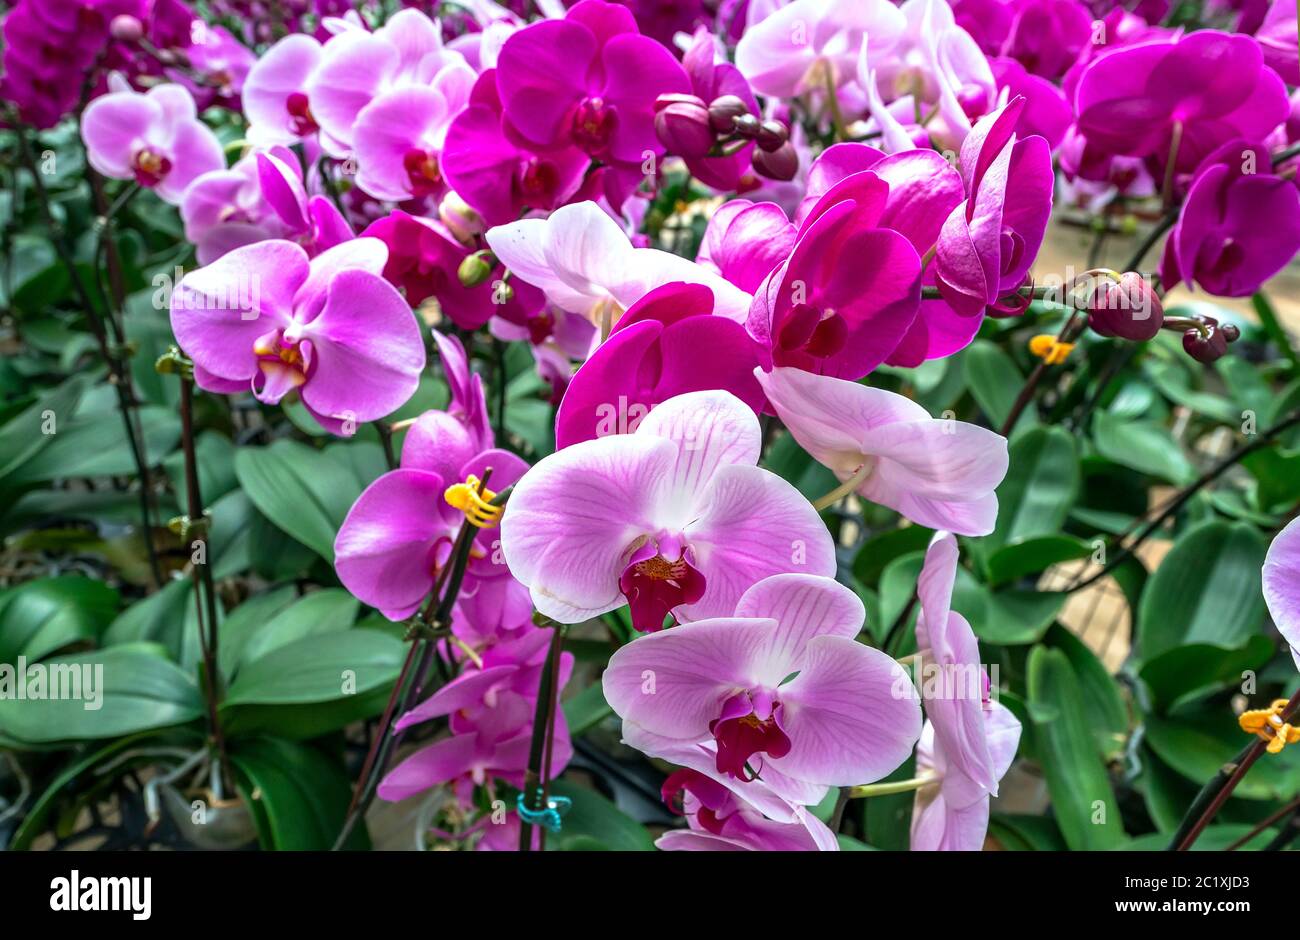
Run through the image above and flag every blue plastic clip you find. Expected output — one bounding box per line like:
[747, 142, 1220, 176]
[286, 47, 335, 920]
[516, 788, 572, 833]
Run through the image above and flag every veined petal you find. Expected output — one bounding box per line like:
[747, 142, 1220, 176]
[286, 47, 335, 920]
[682, 464, 837, 622]
[1263, 517, 1300, 671]
[775, 635, 922, 786]
[734, 574, 866, 661]
[499, 433, 677, 622]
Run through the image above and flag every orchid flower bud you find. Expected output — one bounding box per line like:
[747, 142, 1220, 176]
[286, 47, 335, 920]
[707, 94, 750, 133]
[752, 140, 798, 181]
[1087, 272, 1163, 341]
[654, 94, 714, 159]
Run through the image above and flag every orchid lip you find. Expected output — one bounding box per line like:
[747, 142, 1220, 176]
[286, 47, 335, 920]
[709, 689, 791, 780]
[617, 534, 706, 633]
[131, 147, 172, 187]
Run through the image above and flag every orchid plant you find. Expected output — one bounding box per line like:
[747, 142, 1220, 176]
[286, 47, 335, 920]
[1, 0, 1299, 859]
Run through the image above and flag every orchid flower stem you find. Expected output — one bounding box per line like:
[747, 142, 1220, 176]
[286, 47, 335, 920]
[374, 421, 396, 470]
[882, 588, 919, 656]
[1121, 208, 1179, 275]
[1068, 409, 1300, 594]
[1169, 689, 1300, 851]
[1225, 794, 1300, 850]
[178, 370, 231, 792]
[519, 620, 567, 851]
[333, 479, 512, 850]
[811, 461, 872, 511]
[824, 68, 847, 143]
[1272, 141, 1300, 166]
[13, 122, 163, 588]
[1161, 121, 1182, 210]
[846, 774, 936, 799]
[997, 312, 1085, 437]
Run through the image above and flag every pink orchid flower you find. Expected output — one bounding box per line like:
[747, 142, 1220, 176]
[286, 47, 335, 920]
[486, 200, 752, 330]
[697, 199, 797, 295]
[306, 8, 470, 158]
[910, 532, 1021, 850]
[169, 238, 424, 434]
[603, 573, 922, 790]
[242, 33, 326, 148]
[500, 390, 835, 632]
[334, 332, 528, 620]
[735, 0, 907, 97]
[1263, 518, 1300, 671]
[755, 366, 1008, 536]
[80, 82, 224, 205]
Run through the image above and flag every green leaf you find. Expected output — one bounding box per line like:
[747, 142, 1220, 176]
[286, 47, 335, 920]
[984, 426, 1079, 555]
[223, 629, 405, 708]
[234, 439, 365, 560]
[1136, 520, 1268, 660]
[215, 585, 299, 678]
[1139, 636, 1275, 713]
[5, 404, 181, 483]
[1091, 411, 1195, 485]
[0, 644, 203, 744]
[1144, 707, 1300, 801]
[988, 814, 1068, 851]
[163, 430, 237, 509]
[562, 682, 613, 737]
[963, 340, 1037, 435]
[548, 778, 654, 851]
[1146, 359, 1240, 424]
[102, 578, 205, 667]
[1025, 646, 1126, 850]
[226, 588, 359, 677]
[762, 430, 838, 502]
[1044, 624, 1128, 757]
[229, 737, 367, 850]
[985, 534, 1093, 587]
[0, 575, 119, 665]
[0, 374, 89, 484]
[851, 524, 932, 586]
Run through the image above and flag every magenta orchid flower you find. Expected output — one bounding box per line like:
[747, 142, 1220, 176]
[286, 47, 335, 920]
[910, 532, 1021, 850]
[756, 367, 1008, 535]
[442, 69, 590, 227]
[697, 199, 797, 295]
[494, 0, 690, 165]
[80, 82, 225, 205]
[1074, 30, 1290, 176]
[170, 238, 424, 434]
[486, 201, 753, 330]
[934, 96, 1053, 318]
[796, 142, 976, 366]
[501, 390, 835, 632]
[603, 573, 922, 790]
[334, 332, 528, 620]
[735, 0, 907, 97]
[1002, 0, 1091, 80]
[554, 282, 767, 448]
[649, 728, 839, 851]
[363, 210, 544, 330]
[1160, 140, 1300, 299]
[1263, 518, 1300, 671]
[1258, 0, 1299, 86]
[747, 161, 924, 380]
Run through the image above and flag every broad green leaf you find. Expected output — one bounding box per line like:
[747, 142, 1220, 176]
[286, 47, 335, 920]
[234, 439, 363, 560]
[963, 340, 1037, 435]
[548, 778, 655, 851]
[230, 736, 367, 850]
[0, 373, 89, 484]
[563, 682, 613, 736]
[1136, 520, 1268, 660]
[216, 585, 299, 679]
[1026, 646, 1125, 850]
[988, 814, 1068, 851]
[1091, 411, 1194, 484]
[0, 644, 203, 744]
[1144, 708, 1300, 801]
[985, 426, 1079, 555]
[1044, 623, 1128, 757]
[0, 575, 119, 665]
[1139, 636, 1275, 713]
[985, 534, 1093, 587]
[6, 404, 181, 483]
[851, 524, 932, 586]
[229, 588, 359, 675]
[222, 629, 404, 708]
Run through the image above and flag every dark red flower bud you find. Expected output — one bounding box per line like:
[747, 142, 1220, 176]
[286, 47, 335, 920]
[755, 120, 789, 153]
[752, 141, 798, 181]
[731, 113, 761, 137]
[654, 94, 713, 159]
[707, 95, 750, 133]
[1087, 272, 1163, 340]
[1182, 319, 1230, 363]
